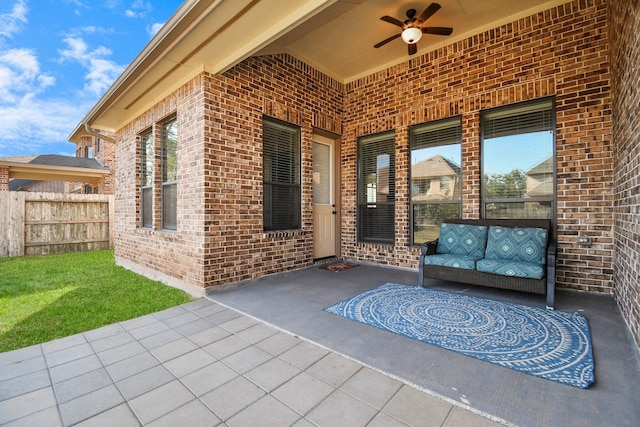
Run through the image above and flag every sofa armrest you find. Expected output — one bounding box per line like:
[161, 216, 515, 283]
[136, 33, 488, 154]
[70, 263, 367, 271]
[418, 239, 438, 287]
[546, 240, 557, 309]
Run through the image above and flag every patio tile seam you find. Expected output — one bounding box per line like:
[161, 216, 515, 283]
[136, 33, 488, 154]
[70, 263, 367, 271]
[206, 295, 515, 427]
[102, 314, 237, 421]
[63, 333, 147, 427]
[41, 348, 65, 426]
[0, 344, 44, 369]
[0, 367, 50, 402]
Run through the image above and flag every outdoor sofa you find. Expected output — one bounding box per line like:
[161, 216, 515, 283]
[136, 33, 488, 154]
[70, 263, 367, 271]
[418, 218, 556, 309]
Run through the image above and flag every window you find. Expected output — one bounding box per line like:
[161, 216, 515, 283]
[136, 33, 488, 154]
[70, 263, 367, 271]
[410, 117, 462, 244]
[141, 130, 153, 228]
[357, 131, 395, 243]
[481, 98, 555, 219]
[96, 138, 101, 153]
[263, 117, 301, 231]
[161, 118, 177, 230]
[86, 146, 93, 158]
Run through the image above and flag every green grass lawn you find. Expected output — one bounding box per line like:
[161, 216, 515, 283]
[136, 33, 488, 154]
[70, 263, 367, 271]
[0, 250, 194, 353]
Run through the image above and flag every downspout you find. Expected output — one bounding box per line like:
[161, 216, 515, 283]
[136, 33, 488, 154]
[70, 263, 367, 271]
[84, 123, 116, 143]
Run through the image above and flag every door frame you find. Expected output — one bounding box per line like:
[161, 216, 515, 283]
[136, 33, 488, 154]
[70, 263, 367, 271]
[312, 132, 341, 260]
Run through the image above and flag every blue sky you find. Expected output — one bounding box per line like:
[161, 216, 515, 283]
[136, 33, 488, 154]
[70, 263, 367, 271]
[0, 0, 183, 158]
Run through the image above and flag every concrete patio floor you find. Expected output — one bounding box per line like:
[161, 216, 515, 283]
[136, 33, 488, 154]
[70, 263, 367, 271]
[1, 262, 639, 426]
[207, 261, 640, 427]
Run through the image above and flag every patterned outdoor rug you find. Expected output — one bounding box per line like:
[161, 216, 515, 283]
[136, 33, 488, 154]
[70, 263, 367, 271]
[324, 283, 595, 388]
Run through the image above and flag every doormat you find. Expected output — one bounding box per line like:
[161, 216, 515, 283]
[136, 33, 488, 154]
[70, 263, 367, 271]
[320, 262, 359, 272]
[324, 283, 595, 388]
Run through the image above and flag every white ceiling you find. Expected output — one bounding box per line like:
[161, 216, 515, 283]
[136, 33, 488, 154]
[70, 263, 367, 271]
[256, 0, 567, 83]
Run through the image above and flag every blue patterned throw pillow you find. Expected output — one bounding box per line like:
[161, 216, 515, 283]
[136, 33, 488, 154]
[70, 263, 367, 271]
[484, 226, 548, 265]
[436, 223, 488, 258]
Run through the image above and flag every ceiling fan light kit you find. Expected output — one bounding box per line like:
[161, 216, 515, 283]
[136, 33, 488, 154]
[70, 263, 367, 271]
[375, 2, 453, 55]
[401, 27, 422, 44]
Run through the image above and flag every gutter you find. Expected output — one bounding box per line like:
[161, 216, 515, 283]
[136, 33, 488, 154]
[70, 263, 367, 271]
[84, 124, 116, 143]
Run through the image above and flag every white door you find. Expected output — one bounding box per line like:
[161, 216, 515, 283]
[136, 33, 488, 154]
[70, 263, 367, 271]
[313, 136, 336, 259]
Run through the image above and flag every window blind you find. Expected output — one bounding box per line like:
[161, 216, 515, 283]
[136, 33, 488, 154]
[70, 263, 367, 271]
[357, 131, 395, 243]
[411, 117, 461, 150]
[161, 118, 177, 230]
[263, 118, 301, 231]
[483, 99, 554, 139]
[141, 130, 153, 228]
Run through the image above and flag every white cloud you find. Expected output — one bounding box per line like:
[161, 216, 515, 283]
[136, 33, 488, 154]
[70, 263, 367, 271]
[58, 36, 125, 97]
[0, 0, 28, 39]
[0, 49, 55, 104]
[125, 0, 152, 18]
[0, 95, 85, 155]
[147, 22, 164, 37]
[0, 48, 80, 155]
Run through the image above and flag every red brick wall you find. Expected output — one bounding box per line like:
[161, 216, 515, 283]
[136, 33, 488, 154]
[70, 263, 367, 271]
[0, 167, 8, 192]
[343, 0, 613, 294]
[114, 75, 208, 296]
[200, 56, 343, 286]
[609, 0, 640, 347]
[113, 0, 617, 299]
[114, 59, 343, 292]
[73, 134, 115, 195]
[95, 134, 116, 195]
[20, 181, 66, 193]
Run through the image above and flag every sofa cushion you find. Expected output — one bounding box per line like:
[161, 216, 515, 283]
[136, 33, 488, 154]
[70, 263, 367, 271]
[484, 226, 548, 265]
[423, 254, 479, 270]
[476, 259, 545, 279]
[436, 223, 488, 258]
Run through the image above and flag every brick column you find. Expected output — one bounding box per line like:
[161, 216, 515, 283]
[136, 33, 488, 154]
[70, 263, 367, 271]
[0, 167, 9, 191]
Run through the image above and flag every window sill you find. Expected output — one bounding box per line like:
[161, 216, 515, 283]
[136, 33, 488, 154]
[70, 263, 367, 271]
[262, 229, 305, 239]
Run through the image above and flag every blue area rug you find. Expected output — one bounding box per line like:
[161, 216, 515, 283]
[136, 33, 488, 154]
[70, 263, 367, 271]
[324, 283, 595, 388]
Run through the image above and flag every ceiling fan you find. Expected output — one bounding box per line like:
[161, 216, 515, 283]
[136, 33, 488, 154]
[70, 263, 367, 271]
[374, 2, 453, 55]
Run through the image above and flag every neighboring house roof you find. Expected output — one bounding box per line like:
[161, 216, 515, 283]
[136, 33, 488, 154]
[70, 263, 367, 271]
[68, 0, 567, 140]
[8, 179, 40, 192]
[0, 155, 110, 183]
[526, 175, 554, 197]
[526, 157, 553, 176]
[1, 155, 107, 170]
[412, 155, 461, 179]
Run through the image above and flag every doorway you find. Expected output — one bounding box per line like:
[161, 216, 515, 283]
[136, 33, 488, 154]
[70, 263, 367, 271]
[312, 134, 339, 259]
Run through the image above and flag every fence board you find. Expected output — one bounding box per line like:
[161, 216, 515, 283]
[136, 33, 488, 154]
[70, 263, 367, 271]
[0, 192, 8, 257]
[0, 192, 113, 257]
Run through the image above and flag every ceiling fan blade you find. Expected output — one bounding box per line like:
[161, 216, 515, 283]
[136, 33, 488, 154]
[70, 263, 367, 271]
[374, 33, 401, 48]
[408, 43, 417, 55]
[416, 3, 441, 24]
[422, 26, 453, 36]
[380, 15, 404, 28]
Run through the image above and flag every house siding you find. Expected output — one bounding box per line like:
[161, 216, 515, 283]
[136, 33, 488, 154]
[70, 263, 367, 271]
[343, 0, 613, 294]
[114, 57, 344, 293]
[74, 135, 115, 194]
[199, 56, 343, 286]
[609, 0, 640, 347]
[114, 75, 208, 296]
[113, 0, 618, 302]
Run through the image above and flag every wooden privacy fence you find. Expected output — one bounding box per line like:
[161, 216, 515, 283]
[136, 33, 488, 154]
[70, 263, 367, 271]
[0, 192, 114, 258]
